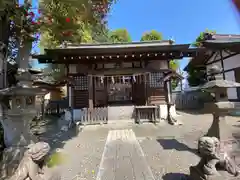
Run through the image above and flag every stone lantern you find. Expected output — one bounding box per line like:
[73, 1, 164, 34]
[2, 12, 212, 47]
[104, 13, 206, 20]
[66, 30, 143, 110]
[200, 65, 240, 152]
[0, 68, 48, 177]
[189, 65, 240, 180]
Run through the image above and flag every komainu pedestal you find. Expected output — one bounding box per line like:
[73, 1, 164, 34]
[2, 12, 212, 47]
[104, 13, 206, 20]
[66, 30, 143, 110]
[190, 137, 239, 180]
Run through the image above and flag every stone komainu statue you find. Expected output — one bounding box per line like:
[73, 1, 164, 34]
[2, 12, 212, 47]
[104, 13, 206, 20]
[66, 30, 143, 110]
[190, 137, 239, 180]
[9, 142, 60, 180]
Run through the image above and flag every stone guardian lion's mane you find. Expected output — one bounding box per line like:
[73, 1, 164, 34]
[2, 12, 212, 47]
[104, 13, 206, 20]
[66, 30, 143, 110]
[27, 142, 50, 162]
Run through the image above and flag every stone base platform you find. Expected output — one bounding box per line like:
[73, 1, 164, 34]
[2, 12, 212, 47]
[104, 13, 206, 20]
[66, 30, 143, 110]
[190, 166, 239, 180]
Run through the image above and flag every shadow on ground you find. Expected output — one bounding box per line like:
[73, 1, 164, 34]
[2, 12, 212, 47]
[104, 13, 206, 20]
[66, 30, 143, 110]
[178, 109, 206, 115]
[157, 138, 198, 155]
[162, 173, 189, 180]
[31, 115, 81, 152]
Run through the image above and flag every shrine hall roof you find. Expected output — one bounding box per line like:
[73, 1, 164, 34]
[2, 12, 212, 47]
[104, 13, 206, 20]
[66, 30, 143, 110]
[32, 40, 205, 64]
[183, 34, 240, 71]
[42, 40, 190, 55]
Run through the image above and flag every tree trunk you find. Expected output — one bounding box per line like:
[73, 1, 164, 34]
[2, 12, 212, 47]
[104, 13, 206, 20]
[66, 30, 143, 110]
[16, 40, 32, 69]
[0, 7, 10, 149]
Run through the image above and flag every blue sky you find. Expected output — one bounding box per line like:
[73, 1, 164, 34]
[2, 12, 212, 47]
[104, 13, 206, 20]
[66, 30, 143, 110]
[107, 0, 240, 69]
[25, 0, 240, 70]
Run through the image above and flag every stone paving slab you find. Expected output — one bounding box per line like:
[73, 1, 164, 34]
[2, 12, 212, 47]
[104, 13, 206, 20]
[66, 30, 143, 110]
[97, 129, 155, 180]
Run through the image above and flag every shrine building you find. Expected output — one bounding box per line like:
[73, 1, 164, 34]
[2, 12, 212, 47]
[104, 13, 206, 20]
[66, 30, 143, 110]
[33, 40, 202, 123]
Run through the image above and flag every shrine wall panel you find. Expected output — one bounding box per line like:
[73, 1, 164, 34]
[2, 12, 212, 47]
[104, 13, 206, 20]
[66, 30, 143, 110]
[72, 75, 89, 108]
[69, 64, 77, 73]
[76, 64, 89, 73]
[73, 90, 89, 108]
[147, 88, 166, 105]
[147, 60, 168, 69]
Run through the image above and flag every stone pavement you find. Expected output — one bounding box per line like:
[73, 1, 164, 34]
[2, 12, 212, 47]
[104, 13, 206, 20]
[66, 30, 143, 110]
[39, 112, 240, 180]
[97, 129, 155, 180]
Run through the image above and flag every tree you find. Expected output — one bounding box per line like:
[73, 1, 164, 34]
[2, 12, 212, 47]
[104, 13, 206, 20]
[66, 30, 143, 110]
[169, 60, 179, 71]
[187, 29, 216, 86]
[39, 0, 115, 46]
[192, 29, 216, 47]
[187, 64, 207, 86]
[169, 60, 180, 89]
[38, 0, 115, 80]
[140, 30, 162, 41]
[109, 28, 132, 43]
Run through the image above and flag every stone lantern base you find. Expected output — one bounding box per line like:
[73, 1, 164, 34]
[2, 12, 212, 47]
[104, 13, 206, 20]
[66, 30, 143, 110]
[203, 102, 238, 154]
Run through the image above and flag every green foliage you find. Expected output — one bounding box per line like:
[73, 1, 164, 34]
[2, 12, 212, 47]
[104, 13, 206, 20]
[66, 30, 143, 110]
[0, 0, 15, 12]
[169, 60, 180, 90]
[187, 29, 216, 87]
[192, 29, 216, 47]
[187, 64, 207, 86]
[39, 0, 115, 47]
[169, 60, 179, 71]
[140, 30, 162, 41]
[46, 152, 67, 168]
[109, 28, 132, 43]
[6, 2, 41, 42]
[38, 0, 115, 79]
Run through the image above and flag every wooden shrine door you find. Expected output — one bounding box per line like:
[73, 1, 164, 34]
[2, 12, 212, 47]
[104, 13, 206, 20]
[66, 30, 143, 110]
[147, 72, 166, 105]
[93, 77, 108, 107]
[132, 75, 146, 105]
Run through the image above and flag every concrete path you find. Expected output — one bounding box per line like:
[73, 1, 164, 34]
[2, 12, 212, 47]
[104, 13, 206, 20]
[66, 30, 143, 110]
[97, 129, 155, 180]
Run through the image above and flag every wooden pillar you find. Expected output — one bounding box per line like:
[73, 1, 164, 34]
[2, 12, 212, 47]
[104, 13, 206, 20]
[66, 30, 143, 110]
[66, 64, 71, 108]
[144, 74, 147, 105]
[68, 85, 72, 108]
[167, 80, 172, 103]
[88, 75, 93, 108]
[220, 50, 226, 80]
[167, 60, 172, 103]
